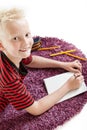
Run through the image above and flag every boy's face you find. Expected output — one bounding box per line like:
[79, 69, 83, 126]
[0, 19, 33, 62]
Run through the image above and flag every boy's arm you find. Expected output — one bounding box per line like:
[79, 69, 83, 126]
[25, 83, 69, 116]
[27, 55, 63, 68]
[26, 55, 82, 73]
[25, 74, 83, 116]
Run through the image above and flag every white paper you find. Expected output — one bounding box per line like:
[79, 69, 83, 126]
[44, 72, 87, 102]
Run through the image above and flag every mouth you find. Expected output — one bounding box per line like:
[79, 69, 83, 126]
[19, 47, 30, 52]
[19, 49, 28, 52]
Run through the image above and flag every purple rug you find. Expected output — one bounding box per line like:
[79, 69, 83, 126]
[0, 37, 87, 130]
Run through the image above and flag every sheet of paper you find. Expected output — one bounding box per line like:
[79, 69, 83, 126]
[44, 72, 87, 102]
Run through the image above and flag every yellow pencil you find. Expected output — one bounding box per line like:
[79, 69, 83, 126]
[50, 49, 76, 56]
[38, 46, 60, 51]
[65, 53, 87, 61]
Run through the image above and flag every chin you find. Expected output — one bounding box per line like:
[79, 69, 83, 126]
[22, 52, 31, 58]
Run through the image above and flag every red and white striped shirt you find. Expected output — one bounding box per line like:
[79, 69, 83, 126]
[0, 51, 34, 112]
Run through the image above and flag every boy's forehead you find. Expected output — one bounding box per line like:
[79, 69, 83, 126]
[4, 19, 31, 36]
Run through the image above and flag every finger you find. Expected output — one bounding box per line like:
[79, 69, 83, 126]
[74, 72, 82, 78]
[78, 66, 82, 72]
[75, 65, 82, 72]
[75, 60, 80, 63]
[72, 68, 81, 73]
[75, 60, 82, 67]
[75, 75, 84, 81]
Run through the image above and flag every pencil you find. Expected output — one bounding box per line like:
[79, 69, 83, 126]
[65, 53, 87, 61]
[50, 49, 76, 56]
[38, 46, 60, 51]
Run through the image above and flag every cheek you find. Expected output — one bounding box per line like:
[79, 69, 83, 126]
[9, 42, 20, 51]
[31, 38, 34, 46]
[28, 38, 34, 48]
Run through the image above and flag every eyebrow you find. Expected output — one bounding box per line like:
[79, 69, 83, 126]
[8, 32, 31, 38]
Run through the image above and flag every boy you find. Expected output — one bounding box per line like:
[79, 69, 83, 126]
[0, 8, 83, 115]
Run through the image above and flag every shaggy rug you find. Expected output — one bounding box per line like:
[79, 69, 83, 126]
[0, 37, 87, 130]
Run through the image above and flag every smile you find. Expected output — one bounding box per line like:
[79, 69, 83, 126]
[19, 49, 28, 52]
[19, 47, 30, 52]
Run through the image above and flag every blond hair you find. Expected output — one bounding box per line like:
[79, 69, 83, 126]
[0, 8, 25, 39]
[0, 8, 25, 23]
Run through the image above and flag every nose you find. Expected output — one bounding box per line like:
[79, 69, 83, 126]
[22, 37, 29, 46]
[21, 34, 34, 47]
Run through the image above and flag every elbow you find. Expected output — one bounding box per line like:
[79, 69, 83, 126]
[27, 109, 41, 116]
[25, 101, 43, 116]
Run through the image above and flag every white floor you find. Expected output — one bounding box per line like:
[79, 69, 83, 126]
[55, 103, 87, 130]
[0, 0, 87, 130]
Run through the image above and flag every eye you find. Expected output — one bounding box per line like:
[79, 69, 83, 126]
[13, 37, 18, 41]
[25, 33, 31, 38]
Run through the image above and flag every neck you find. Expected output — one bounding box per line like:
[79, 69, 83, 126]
[3, 51, 22, 68]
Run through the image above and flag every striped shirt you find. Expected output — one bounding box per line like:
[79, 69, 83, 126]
[0, 51, 34, 112]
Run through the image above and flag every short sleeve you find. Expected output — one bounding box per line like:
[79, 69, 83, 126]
[22, 55, 32, 65]
[4, 79, 34, 110]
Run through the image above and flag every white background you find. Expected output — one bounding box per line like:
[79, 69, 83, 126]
[0, 0, 87, 130]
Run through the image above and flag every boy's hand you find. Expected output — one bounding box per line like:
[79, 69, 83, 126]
[65, 72, 84, 92]
[62, 60, 82, 73]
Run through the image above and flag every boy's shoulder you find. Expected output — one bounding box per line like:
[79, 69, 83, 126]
[0, 51, 20, 86]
